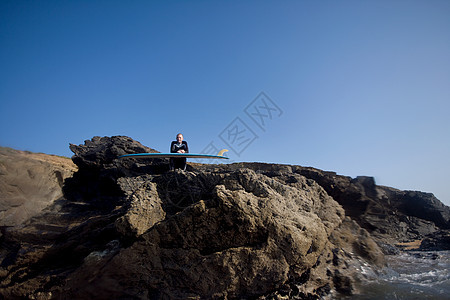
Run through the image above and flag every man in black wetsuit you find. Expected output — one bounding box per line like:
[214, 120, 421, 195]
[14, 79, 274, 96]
[170, 133, 189, 170]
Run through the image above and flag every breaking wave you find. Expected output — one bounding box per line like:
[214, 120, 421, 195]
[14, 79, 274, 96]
[356, 251, 450, 299]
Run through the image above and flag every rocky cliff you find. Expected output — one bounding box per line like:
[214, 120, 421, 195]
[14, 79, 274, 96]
[0, 136, 449, 299]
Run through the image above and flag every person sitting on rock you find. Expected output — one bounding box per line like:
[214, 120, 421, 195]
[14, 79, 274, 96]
[170, 133, 189, 171]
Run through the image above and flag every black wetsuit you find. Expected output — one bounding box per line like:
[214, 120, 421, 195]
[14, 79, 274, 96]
[170, 141, 189, 170]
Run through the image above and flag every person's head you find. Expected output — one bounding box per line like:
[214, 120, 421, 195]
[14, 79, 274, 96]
[176, 133, 183, 143]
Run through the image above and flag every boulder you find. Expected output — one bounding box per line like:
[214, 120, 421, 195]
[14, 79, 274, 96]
[60, 168, 363, 299]
[69, 135, 157, 169]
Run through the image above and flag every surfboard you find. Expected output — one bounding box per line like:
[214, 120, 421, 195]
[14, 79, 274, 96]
[118, 153, 229, 159]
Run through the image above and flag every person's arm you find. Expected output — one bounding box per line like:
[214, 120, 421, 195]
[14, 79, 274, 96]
[170, 141, 176, 153]
[184, 141, 189, 153]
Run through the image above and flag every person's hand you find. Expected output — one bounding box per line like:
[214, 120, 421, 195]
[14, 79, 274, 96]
[177, 150, 185, 153]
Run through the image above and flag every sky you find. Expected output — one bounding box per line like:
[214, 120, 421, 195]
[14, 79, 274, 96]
[1, 0, 449, 206]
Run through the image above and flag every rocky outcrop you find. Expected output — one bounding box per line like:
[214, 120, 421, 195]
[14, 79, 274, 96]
[190, 163, 450, 248]
[0, 136, 448, 299]
[62, 170, 342, 298]
[0, 147, 76, 227]
[287, 166, 450, 246]
[419, 230, 450, 251]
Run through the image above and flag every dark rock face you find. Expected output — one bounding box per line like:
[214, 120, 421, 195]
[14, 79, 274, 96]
[289, 166, 450, 245]
[69, 135, 157, 169]
[0, 136, 448, 299]
[63, 136, 163, 210]
[419, 230, 450, 251]
[386, 189, 450, 229]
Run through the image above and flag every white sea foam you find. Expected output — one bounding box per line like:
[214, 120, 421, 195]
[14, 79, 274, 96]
[356, 251, 450, 299]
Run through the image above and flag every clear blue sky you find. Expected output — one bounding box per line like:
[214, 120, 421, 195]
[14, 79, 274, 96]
[1, 0, 449, 206]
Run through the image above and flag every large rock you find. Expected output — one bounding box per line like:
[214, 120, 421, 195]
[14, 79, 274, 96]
[60, 168, 382, 299]
[115, 177, 165, 237]
[0, 147, 76, 227]
[288, 166, 450, 244]
[69, 135, 158, 169]
[63, 136, 163, 209]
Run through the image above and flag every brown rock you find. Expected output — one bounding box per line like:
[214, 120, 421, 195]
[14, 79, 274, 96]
[61, 169, 346, 299]
[0, 147, 76, 227]
[115, 176, 165, 237]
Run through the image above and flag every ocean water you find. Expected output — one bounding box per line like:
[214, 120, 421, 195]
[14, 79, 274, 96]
[355, 251, 450, 299]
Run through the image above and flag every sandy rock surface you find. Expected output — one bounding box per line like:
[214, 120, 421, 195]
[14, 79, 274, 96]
[0, 147, 76, 227]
